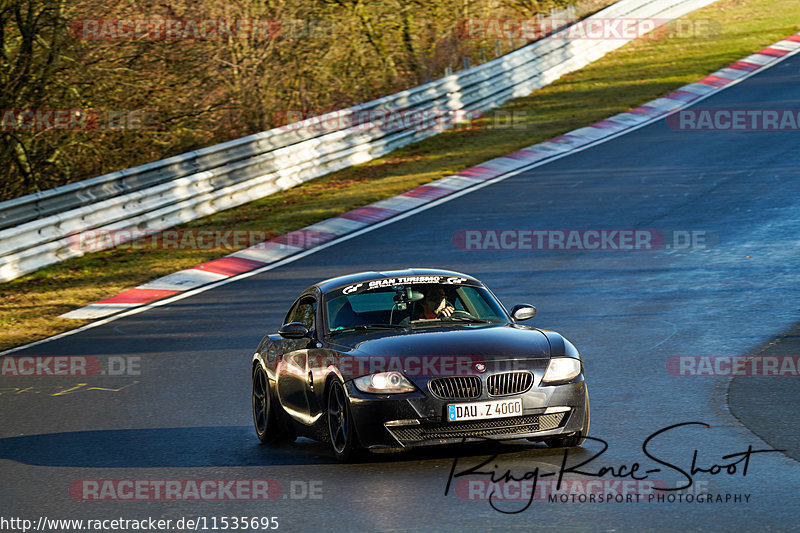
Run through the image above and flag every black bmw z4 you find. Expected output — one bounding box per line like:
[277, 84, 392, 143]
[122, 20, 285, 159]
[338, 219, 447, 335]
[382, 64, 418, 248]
[251, 268, 589, 461]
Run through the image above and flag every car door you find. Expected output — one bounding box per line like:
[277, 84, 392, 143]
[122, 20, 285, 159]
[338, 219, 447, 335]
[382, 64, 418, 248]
[275, 294, 317, 423]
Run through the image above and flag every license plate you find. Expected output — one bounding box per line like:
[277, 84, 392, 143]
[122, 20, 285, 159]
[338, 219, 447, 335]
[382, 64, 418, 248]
[447, 398, 523, 422]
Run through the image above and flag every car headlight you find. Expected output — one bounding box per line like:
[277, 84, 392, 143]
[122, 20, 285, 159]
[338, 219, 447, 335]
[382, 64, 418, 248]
[541, 357, 582, 384]
[354, 372, 416, 393]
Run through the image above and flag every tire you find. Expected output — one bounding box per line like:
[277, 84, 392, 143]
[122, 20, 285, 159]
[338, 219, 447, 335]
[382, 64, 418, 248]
[543, 432, 585, 448]
[327, 379, 358, 461]
[252, 365, 293, 444]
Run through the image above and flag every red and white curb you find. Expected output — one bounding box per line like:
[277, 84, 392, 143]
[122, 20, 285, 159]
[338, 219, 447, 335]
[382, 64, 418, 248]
[59, 33, 800, 320]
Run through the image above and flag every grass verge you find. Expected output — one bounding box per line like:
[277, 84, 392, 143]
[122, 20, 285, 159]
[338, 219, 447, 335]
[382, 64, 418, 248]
[1, 0, 799, 352]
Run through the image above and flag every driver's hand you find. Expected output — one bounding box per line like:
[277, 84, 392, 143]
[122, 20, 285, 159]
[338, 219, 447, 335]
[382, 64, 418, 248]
[436, 300, 455, 317]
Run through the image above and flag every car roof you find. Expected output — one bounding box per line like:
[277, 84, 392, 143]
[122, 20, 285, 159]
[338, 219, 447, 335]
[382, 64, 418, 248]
[313, 268, 482, 294]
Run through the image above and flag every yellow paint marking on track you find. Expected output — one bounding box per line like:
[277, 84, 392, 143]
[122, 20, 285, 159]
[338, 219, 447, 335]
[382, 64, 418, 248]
[0, 381, 139, 397]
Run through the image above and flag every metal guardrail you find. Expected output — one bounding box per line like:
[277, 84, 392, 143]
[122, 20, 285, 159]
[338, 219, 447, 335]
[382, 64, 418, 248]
[0, 0, 718, 283]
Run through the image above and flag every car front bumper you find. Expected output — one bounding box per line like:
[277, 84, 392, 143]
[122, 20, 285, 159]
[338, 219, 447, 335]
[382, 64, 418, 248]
[346, 378, 589, 449]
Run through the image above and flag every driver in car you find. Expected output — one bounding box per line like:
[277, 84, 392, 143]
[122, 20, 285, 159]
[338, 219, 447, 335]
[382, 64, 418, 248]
[416, 285, 455, 319]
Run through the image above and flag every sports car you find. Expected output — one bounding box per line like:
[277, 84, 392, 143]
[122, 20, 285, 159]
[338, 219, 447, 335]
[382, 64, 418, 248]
[251, 268, 589, 460]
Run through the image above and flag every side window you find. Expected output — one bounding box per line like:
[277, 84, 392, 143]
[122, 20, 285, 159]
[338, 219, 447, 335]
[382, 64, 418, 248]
[288, 298, 316, 332]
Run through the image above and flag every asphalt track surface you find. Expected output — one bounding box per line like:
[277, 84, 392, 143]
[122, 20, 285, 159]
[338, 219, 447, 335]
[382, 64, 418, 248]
[2, 52, 800, 533]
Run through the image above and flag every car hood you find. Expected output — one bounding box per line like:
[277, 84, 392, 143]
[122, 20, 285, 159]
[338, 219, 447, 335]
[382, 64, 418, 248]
[329, 324, 552, 360]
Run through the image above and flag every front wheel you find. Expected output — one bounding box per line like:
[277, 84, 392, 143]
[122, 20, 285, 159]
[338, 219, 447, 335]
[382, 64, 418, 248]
[327, 380, 358, 461]
[252, 365, 292, 444]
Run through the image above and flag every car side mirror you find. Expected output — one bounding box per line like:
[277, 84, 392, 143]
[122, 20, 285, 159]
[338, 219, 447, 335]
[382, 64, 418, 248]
[278, 322, 311, 339]
[510, 304, 537, 321]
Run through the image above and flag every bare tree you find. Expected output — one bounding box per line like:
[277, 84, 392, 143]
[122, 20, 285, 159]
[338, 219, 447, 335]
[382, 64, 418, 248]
[1, 0, 601, 202]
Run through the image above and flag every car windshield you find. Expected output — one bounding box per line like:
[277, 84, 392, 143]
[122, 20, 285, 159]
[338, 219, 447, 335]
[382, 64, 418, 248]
[324, 282, 508, 334]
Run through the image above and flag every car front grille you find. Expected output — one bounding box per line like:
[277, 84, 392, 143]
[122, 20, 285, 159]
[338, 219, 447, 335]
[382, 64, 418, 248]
[428, 376, 481, 400]
[487, 371, 533, 396]
[386, 413, 566, 445]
